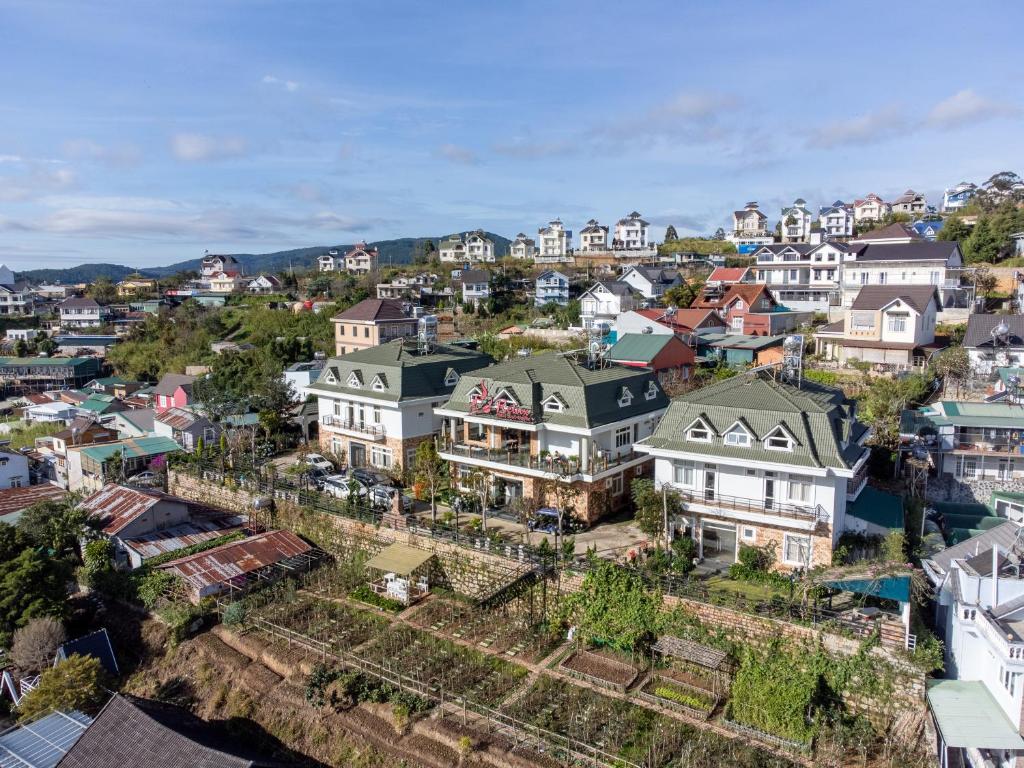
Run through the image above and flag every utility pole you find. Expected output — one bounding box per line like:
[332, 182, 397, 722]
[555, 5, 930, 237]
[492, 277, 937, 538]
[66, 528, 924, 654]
[662, 484, 670, 551]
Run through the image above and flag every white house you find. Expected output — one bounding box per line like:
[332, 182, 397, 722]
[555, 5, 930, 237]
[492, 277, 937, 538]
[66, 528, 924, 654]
[200, 254, 244, 279]
[780, 199, 813, 243]
[964, 315, 1024, 375]
[307, 339, 492, 470]
[579, 219, 609, 252]
[890, 189, 927, 216]
[0, 265, 34, 317]
[838, 240, 972, 312]
[749, 242, 845, 313]
[817, 201, 854, 238]
[318, 250, 343, 272]
[0, 446, 29, 489]
[579, 281, 639, 331]
[923, 524, 1024, 768]
[246, 274, 282, 294]
[460, 269, 491, 308]
[464, 230, 495, 263]
[58, 297, 106, 329]
[613, 212, 650, 251]
[814, 285, 939, 369]
[439, 235, 467, 263]
[344, 243, 379, 274]
[943, 182, 978, 213]
[537, 219, 572, 262]
[637, 373, 872, 570]
[852, 194, 889, 224]
[283, 360, 326, 401]
[509, 233, 537, 260]
[534, 270, 570, 307]
[620, 266, 682, 301]
[727, 202, 774, 251]
[208, 272, 245, 293]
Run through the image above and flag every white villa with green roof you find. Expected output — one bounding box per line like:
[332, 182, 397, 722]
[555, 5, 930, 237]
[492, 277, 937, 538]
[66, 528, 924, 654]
[307, 340, 493, 472]
[434, 353, 669, 524]
[637, 374, 873, 570]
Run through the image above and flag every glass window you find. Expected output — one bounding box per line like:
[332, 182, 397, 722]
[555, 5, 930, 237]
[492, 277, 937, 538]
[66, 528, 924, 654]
[788, 475, 811, 503]
[724, 425, 751, 447]
[674, 461, 694, 486]
[615, 426, 631, 447]
[612, 473, 624, 496]
[370, 446, 392, 468]
[851, 312, 875, 330]
[338, 325, 345, 336]
[688, 424, 711, 442]
[887, 314, 907, 333]
[468, 422, 485, 441]
[783, 534, 811, 565]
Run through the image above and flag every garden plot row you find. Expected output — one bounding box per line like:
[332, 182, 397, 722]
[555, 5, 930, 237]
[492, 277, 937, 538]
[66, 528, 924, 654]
[246, 594, 390, 653]
[352, 624, 529, 708]
[407, 597, 560, 662]
[503, 675, 794, 768]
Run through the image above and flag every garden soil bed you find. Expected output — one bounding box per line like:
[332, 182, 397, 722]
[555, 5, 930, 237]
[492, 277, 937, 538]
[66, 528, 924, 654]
[657, 665, 722, 695]
[638, 675, 718, 721]
[559, 648, 639, 691]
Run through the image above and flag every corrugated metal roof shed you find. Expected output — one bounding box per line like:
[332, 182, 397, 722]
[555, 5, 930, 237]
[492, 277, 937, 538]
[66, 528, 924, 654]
[122, 517, 246, 560]
[79, 484, 165, 535]
[927, 679, 1024, 750]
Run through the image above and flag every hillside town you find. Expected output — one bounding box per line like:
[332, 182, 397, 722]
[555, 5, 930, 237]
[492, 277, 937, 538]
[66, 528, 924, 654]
[0, 168, 1023, 768]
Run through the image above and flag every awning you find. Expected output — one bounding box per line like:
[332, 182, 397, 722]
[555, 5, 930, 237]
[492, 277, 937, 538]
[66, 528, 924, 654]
[927, 679, 1024, 750]
[364, 543, 434, 576]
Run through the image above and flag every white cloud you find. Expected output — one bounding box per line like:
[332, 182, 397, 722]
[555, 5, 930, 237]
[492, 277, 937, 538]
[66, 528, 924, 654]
[62, 138, 142, 168]
[0, 166, 77, 202]
[493, 138, 575, 159]
[593, 90, 738, 145]
[262, 74, 300, 92]
[805, 104, 909, 149]
[926, 89, 1020, 129]
[438, 143, 478, 165]
[170, 133, 248, 162]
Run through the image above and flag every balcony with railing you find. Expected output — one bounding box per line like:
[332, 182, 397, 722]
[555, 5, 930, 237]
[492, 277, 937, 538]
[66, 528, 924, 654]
[951, 427, 1023, 456]
[672, 486, 828, 527]
[438, 440, 644, 479]
[320, 415, 386, 441]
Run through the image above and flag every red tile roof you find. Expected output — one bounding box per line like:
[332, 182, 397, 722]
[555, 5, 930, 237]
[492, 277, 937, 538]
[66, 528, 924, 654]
[707, 267, 748, 283]
[634, 308, 724, 333]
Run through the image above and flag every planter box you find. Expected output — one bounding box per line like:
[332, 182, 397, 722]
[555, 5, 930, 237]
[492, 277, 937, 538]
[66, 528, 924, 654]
[558, 649, 639, 693]
[721, 716, 812, 753]
[638, 676, 717, 721]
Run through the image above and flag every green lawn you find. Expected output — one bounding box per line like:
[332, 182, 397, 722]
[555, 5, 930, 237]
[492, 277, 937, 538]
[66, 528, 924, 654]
[703, 574, 790, 602]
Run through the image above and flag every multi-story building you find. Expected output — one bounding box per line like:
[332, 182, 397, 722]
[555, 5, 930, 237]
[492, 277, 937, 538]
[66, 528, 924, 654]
[537, 219, 572, 262]
[748, 242, 845, 313]
[318, 250, 343, 272]
[0, 265, 34, 316]
[780, 199, 813, 243]
[613, 212, 650, 251]
[817, 201, 854, 238]
[727, 202, 774, 252]
[208, 272, 245, 293]
[534, 270, 570, 307]
[923, 525, 1024, 768]
[0, 356, 103, 395]
[435, 353, 670, 524]
[638, 373, 872, 569]
[814, 285, 939, 369]
[459, 269, 491, 308]
[66, 435, 181, 492]
[964, 314, 1024, 375]
[464, 230, 495, 263]
[509, 233, 537, 260]
[309, 339, 493, 471]
[906, 398, 1024, 501]
[332, 298, 418, 356]
[345, 242, 379, 274]
[439, 235, 468, 263]
[58, 297, 107, 329]
[890, 189, 927, 216]
[579, 281, 640, 331]
[620, 266, 681, 301]
[579, 219, 609, 252]
[200, 254, 244, 279]
[838, 240, 972, 312]
[943, 182, 978, 213]
[852, 194, 889, 224]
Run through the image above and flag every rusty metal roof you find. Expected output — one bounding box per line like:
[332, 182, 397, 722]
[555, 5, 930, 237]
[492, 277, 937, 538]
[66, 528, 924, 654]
[0, 484, 69, 521]
[159, 530, 312, 592]
[79, 483, 166, 535]
[121, 516, 247, 560]
[155, 407, 202, 430]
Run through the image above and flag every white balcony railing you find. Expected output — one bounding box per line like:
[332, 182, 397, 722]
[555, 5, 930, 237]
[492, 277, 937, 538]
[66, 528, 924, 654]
[320, 416, 386, 441]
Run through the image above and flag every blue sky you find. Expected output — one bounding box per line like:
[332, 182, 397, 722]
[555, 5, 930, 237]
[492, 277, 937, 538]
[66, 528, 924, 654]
[2, 0, 1022, 270]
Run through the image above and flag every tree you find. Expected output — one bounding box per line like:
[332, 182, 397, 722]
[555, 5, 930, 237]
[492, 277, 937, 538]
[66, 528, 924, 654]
[0, 542, 72, 647]
[712, 227, 726, 241]
[12, 339, 28, 358]
[9, 617, 66, 676]
[86, 277, 118, 305]
[413, 440, 448, 523]
[931, 346, 971, 398]
[16, 655, 108, 721]
[82, 539, 116, 588]
[964, 265, 997, 297]
[664, 225, 678, 242]
[565, 560, 660, 650]
[36, 337, 57, 356]
[17, 498, 92, 561]
[860, 374, 931, 452]
[938, 217, 971, 242]
[467, 468, 493, 532]
[630, 479, 682, 547]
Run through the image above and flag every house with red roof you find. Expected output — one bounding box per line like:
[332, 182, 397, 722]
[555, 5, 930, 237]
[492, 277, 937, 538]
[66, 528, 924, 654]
[330, 298, 418, 355]
[615, 308, 726, 343]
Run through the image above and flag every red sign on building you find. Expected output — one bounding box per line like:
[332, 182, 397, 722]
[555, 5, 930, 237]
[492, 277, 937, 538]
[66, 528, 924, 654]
[468, 381, 534, 422]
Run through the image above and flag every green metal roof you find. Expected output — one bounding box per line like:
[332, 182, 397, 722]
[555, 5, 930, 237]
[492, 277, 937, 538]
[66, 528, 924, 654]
[605, 333, 674, 364]
[0, 356, 98, 369]
[307, 340, 493, 403]
[930, 400, 1024, 429]
[927, 679, 1024, 750]
[699, 333, 787, 351]
[997, 367, 1024, 385]
[641, 373, 868, 470]
[80, 436, 181, 463]
[443, 352, 669, 429]
[847, 486, 904, 530]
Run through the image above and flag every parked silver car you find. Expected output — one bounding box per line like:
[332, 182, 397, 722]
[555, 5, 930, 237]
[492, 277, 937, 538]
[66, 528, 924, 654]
[320, 475, 368, 500]
[369, 484, 414, 513]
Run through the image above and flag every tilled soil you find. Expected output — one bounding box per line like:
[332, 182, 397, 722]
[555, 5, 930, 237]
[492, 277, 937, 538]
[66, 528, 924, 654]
[560, 649, 639, 688]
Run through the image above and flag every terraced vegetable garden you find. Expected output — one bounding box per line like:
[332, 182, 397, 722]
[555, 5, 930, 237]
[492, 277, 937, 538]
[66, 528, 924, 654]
[245, 593, 390, 653]
[559, 647, 642, 692]
[353, 624, 529, 707]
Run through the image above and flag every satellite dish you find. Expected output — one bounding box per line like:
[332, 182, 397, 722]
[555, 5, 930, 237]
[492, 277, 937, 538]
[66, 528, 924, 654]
[993, 320, 1011, 343]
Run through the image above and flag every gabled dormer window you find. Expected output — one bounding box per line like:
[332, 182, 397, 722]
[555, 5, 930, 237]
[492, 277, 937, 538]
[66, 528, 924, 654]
[618, 387, 633, 407]
[444, 368, 459, 387]
[542, 394, 566, 413]
[645, 381, 658, 401]
[323, 368, 338, 385]
[685, 417, 713, 443]
[494, 387, 519, 406]
[467, 385, 482, 400]
[764, 425, 794, 451]
[371, 374, 387, 392]
[724, 422, 752, 447]
[347, 371, 363, 389]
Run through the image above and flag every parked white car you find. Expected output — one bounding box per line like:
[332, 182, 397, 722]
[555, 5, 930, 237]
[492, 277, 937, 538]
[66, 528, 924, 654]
[320, 475, 368, 500]
[300, 453, 335, 472]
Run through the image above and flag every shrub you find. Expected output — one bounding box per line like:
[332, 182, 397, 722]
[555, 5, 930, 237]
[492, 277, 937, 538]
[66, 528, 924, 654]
[348, 584, 404, 613]
[136, 570, 179, 609]
[671, 537, 698, 575]
[9, 617, 66, 676]
[17, 655, 107, 722]
[728, 644, 818, 743]
[221, 601, 247, 626]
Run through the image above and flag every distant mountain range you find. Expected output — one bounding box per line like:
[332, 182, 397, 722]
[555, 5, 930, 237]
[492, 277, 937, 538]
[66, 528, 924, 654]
[14, 232, 513, 284]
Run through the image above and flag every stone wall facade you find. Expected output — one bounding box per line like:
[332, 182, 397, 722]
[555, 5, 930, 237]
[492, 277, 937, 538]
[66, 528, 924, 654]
[926, 473, 1024, 505]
